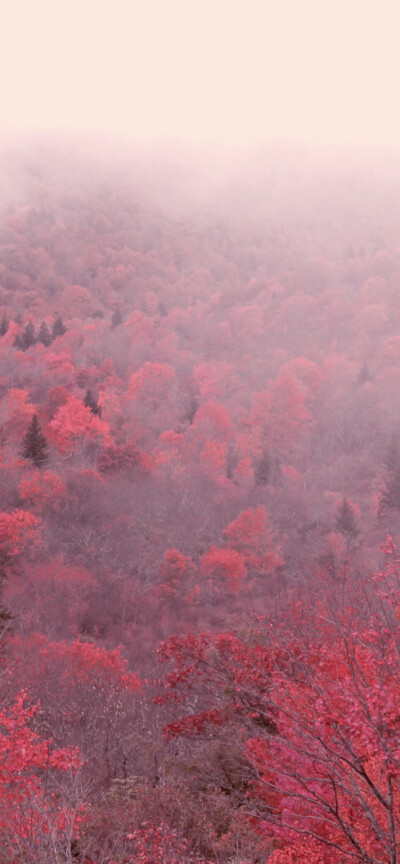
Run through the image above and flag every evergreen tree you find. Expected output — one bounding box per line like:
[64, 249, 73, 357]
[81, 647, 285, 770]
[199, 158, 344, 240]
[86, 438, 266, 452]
[358, 363, 371, 385]
[380, 468, 400, 514]
[0, 574, 12, 635]
[335, 498, 359, 539]
[14, 322, 38, 351]
[83, 389, 102, 417]
[52, 315, 67, 339]
[20, 322, 36, 351]
[0, 314, 9, 337]
[37, 321, 52, 347]
[186, 398, 199, 425]
[111, 308, 123, 328]
[254, 448, 271, 486]
[380, 437, 400, 515]
[21, 414, 49, 467]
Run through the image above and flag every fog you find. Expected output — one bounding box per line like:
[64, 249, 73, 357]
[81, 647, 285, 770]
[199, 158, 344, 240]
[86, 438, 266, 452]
[3, 0, 400, 212]
[2, 0, 400, 152]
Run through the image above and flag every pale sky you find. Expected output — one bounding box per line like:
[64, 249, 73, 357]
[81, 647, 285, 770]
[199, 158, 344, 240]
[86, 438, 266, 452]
[1, 0, 400, 151]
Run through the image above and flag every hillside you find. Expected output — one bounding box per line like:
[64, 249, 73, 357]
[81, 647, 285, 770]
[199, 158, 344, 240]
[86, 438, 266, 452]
[1, 145, 400, 863]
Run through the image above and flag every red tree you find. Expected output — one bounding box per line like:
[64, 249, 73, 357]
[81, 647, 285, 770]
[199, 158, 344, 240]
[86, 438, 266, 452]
[0, 692, 82, 862]
[223, 506, 284, 575]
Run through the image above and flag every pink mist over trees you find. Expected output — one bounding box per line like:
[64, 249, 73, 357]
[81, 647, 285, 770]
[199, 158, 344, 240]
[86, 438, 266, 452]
[1, 144, 400, 860]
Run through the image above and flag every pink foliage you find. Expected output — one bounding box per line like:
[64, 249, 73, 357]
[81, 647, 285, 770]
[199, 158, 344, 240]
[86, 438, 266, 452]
[19, 469, 66, 508]
[0, 692, 81, 855]
[223, 507, 284, 574]
[251, 375, 310, 451]
[0, 509, 42, 559]
[49, 395, 111, 453]
[201, 546, 247, 593]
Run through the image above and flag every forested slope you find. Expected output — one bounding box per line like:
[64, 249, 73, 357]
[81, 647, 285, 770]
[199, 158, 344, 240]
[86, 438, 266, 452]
[1, 146, 400, 862]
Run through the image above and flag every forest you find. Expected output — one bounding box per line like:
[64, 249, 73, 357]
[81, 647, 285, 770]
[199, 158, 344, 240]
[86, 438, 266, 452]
[1, 143, 400, 863]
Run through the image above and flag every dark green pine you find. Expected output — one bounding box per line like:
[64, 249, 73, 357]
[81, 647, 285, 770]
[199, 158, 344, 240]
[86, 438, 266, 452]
[83, 389, 102, 417]
[21, 414, 49, 468]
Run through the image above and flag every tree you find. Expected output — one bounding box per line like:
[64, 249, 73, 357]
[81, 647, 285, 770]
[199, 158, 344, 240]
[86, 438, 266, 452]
[0, 509, 42, 584]
[97, 441, 142, 473]
[83, 389, 102, 417]
[201, 546, 247, 595]
[128, 362, 176, 411]
[0, 389, 35, 441]
[19, 469, 65, 509]
[111, 308, 123, 328]
[0, 692, 82, 862]
[380, 437, 400, 515]
[52, 315, 67, 339]
[254, 447, 271, 485]
[12, 332, 23, 350]
[334, 497, 360, 539]
[223, 507, 284, 575]
[158, 544, 400, 864]
[49, 395, 110, 455]
[380, 468, 400, 514]
[357, 363, 371, 385]
[13, 636, 141, 787]
[245, 603, 400, 864]
[14, 322, 36, 351]
[159, 548, 193, 599]
[250, 374, 310, 454]
[0, 314, 8, 337]
[37, 320, 52, 346]
[191, 400, 233, 443]
[22, 320, 36, 349]
[0, 509, 42, 560]
[21, 414, 49, 467]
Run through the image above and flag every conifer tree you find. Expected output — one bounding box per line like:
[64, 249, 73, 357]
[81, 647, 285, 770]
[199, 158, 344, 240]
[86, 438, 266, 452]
[186, 397, 199, 425]
[335, 497, 360, 539]
[52, 315, 66, 339]
[0, 314, 8, 337]
[0, 573, 12, 634]
[13, 334, 23, 350]
[16, 322, 36, 351]
[0, 550, 12, 629]
[380, 437, 400, 514]
[21, 321, 36, 351]
[37, 321, 52, 347]
[83, 389, 102, 417]
[21, 414, 49, 467]
[357, 363, 371, 385]
[380, 468, 400, 514]
[111, 308, 123, 328]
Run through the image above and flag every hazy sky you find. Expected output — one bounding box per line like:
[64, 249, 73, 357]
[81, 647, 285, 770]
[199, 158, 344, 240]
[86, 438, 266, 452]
[1, 0, 400, 151]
